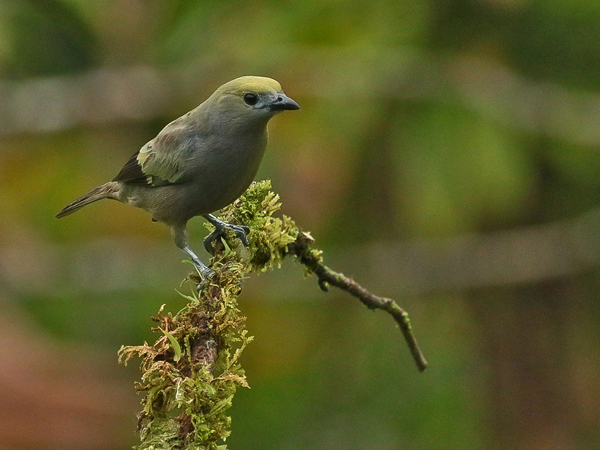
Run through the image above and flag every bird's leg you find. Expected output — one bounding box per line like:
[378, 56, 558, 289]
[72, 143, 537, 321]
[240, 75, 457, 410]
[172, 224, 214, 279]
[182, 246, 215, 279]
[203, 214, 250, 253]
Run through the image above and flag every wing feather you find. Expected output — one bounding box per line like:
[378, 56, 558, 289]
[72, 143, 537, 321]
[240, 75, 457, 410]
[112, 151, 149, 184]
[112, 120, 195, 187]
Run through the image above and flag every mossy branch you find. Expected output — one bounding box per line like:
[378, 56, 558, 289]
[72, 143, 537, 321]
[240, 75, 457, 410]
[118, 180, 427, 450]
[287, 233, 428, 372]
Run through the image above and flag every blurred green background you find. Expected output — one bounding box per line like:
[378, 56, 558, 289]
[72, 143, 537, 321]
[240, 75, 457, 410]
[1, 0, 600, 449]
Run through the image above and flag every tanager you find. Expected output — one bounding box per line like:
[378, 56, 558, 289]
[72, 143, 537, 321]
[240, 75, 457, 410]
[56, 76, 300, 278]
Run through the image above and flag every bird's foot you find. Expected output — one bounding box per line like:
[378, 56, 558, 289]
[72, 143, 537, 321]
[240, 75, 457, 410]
[182, 246, 215, 280]
[192, 257, 216, 280]
[203, 214, 250, 253]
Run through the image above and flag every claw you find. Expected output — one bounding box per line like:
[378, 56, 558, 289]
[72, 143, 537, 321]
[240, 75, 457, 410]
[192, 258, 216, 279]
[203, 228, 222, 254]
[203, 214, 250, 253]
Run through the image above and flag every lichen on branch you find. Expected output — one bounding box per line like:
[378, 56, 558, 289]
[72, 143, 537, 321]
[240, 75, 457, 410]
[119, 180, 426, 450]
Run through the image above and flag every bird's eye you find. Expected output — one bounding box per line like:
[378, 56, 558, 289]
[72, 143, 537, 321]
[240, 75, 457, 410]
[244, 93, 258, 106]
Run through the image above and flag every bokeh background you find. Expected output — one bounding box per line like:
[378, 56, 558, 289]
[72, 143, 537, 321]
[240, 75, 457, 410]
[1, 0, 600, 449]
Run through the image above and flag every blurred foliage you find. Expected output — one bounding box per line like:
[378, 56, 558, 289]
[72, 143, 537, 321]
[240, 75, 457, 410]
[0, 0, 96, 77]
[1, 0, 600, 449]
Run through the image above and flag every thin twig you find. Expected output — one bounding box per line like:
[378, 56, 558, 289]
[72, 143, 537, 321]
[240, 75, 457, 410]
[288, 232, 428, 372]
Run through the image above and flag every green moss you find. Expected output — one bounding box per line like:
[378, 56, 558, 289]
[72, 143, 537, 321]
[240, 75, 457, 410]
[218, 179, 299, 272]
[119, 180, 301, 450]
[119, 180, 425, 448]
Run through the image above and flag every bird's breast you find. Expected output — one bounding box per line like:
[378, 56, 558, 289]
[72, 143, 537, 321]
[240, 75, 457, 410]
[185, 130, 268, 213]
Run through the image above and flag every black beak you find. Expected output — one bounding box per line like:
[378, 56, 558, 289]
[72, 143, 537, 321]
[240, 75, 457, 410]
[269, 93, 300, 111]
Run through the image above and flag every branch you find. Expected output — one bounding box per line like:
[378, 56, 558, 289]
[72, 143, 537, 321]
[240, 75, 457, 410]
[287, 232, 428, 372]
[118, 180, 426, 449]
[118, 265, 251, 450]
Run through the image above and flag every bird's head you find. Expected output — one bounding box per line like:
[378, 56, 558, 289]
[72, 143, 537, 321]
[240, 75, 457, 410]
[205, 76, 300, 129]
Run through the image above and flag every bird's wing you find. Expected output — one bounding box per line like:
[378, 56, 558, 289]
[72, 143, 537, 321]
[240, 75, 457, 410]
[113, 121, 195, 186]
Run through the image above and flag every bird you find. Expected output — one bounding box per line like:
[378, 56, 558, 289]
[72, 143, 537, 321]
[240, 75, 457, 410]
[56, 76, 300, 279]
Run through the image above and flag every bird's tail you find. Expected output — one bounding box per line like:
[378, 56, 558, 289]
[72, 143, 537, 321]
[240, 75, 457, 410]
[55, 182, 119, 218]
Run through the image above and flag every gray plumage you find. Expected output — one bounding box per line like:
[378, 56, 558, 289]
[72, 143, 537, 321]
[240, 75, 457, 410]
[56, 76, 300, 278]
